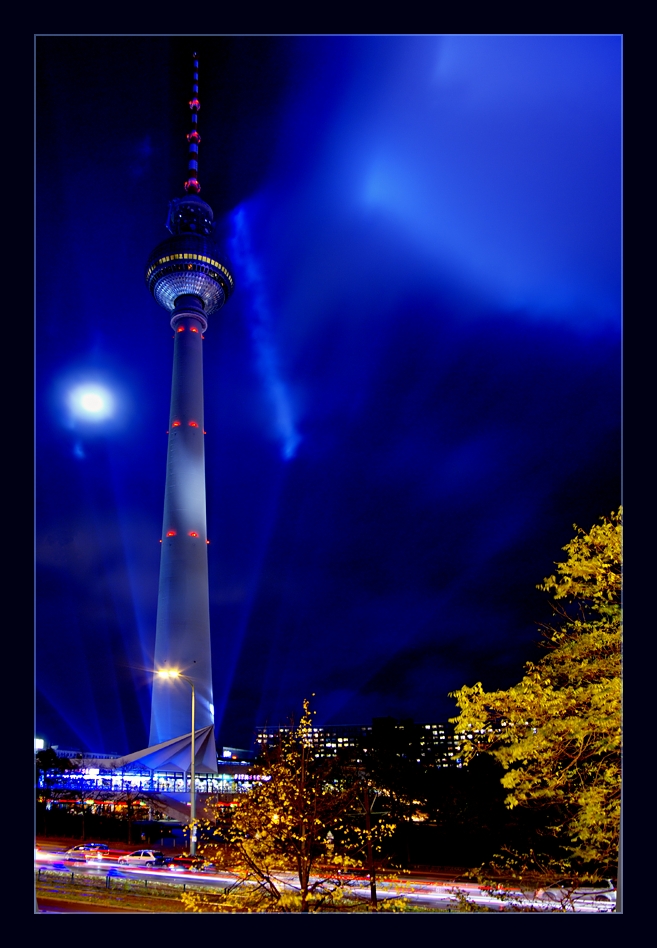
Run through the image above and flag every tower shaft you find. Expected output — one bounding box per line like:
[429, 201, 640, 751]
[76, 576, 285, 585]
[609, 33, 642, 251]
[150, 300, 214, 744]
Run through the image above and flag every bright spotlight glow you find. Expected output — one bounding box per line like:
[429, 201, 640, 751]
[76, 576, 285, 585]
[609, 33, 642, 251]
[68, 385, 115, 422]
[81, 392, 104, 412]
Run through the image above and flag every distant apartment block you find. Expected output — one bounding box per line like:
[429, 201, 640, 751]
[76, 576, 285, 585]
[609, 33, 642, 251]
[255, 717, 493, 768]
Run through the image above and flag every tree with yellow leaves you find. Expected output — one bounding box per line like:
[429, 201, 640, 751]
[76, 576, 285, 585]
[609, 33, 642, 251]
[450, 508, 621, 881]
[183, 699, 399, 912]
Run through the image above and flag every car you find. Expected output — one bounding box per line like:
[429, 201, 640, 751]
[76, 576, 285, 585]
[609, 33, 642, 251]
[63, 843, 110, 862]
[166, 855, 215, 873]
[117, 849, 168, 868]
[535, 880, 617, 907]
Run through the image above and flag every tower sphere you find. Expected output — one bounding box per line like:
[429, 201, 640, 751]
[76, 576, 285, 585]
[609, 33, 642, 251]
[145, 196, 235, 317]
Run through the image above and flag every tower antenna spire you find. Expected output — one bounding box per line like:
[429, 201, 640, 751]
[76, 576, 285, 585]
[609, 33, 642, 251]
[185, 51, 201, 195]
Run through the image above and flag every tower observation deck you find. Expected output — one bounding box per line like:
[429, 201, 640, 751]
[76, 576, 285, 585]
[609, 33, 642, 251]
[147, 53, 235, 747]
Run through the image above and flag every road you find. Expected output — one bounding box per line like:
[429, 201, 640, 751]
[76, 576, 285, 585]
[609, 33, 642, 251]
[35, 843, 617, 913]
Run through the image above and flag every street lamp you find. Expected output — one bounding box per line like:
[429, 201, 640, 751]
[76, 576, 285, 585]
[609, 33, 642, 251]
[156, 669, 198, 855]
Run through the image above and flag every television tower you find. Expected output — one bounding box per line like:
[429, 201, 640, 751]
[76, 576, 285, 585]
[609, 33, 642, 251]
[146, 52, 235, 745]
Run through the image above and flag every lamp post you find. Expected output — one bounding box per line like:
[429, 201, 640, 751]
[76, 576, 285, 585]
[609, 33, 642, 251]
[156, 670, 198, 855]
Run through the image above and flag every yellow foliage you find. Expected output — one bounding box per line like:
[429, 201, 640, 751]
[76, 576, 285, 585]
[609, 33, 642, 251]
[192, 698, 391, 912]
[538, 507, 621, 609]
[450, 509, 621, 877]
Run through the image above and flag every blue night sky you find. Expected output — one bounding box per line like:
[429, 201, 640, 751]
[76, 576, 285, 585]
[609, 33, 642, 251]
[36, 35, 621, 754]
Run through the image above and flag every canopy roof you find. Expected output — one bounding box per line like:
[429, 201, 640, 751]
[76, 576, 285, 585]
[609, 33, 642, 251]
[86, 726, 218, 774]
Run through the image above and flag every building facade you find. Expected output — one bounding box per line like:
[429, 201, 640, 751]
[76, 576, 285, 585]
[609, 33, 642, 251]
[254, 717, 487, 768]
